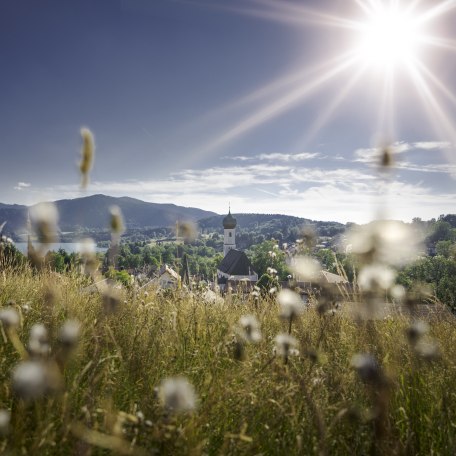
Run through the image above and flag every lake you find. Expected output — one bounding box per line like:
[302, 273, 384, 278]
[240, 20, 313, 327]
[15, 242, 108, 255]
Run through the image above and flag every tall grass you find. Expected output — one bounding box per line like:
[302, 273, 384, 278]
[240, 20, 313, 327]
[1, 265, 455, 455]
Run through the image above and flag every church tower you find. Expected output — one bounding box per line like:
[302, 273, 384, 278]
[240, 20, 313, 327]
[223, 207, 237, 257]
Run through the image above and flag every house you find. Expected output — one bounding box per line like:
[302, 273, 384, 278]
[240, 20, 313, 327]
[217, 208, 258, 291]
[151, 264, 180, 290]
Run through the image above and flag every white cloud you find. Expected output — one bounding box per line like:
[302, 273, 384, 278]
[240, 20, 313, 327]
[13, 182, 31, 191]
[228, 152, 319, 162]
[413, 141, 451, 150]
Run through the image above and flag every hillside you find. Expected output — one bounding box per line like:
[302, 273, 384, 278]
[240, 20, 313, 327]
[0, 194, 216, 237]
[199, 213, 346, 238]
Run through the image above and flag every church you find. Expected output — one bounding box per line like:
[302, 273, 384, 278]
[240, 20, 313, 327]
[216, 209, 258, 291]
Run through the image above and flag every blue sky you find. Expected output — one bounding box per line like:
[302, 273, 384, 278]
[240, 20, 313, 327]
[1, 0, 456, 223]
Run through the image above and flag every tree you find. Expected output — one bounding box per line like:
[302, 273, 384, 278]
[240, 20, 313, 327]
[248, 240, 289, 280]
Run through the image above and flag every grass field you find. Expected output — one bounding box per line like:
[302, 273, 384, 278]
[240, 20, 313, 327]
[1, 264, 455, 455]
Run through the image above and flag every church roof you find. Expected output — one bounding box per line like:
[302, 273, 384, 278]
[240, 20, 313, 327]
[218, 249, 255, 276]
[223, 210, 237, 229]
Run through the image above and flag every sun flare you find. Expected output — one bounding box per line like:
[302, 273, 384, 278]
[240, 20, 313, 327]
[355, 6, 424, 69]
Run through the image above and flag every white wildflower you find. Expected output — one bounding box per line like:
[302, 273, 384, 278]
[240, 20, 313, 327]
[274, 333, 299, 358]
[0, 308, 20, 329]
[58, 320, 80, 348]
[347, 220, 420, 266]
[12, 361, 53, 400]
[159, 377, 196, 413]
[28, 323, 50, 357]
[290, 256, 321, 281]
[29, 202, 59, 245]
[277, 289, 305, 319]
[238, 315, 261, 343]
[358, 264, 396, 291]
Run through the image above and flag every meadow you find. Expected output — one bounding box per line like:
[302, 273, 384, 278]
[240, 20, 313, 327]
[1, 262, 455, 455]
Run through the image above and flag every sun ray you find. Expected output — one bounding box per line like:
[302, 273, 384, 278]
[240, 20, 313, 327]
[177, 50, 360, 137]
[420, 36, 456, 52]
[406, 59, 456, 163]
[375, 68, 396, 141]
[414, 59, 456, 108]
[294, 63, 369, 150]
[250, 0, 361, 30]
[197, 53, 360, 156]
[415, 0, 456, 24]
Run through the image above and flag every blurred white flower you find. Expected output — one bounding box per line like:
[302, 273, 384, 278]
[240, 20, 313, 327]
[274, 333, 299, 358]
[358, 264, 396, 291]
[58, 320, 80, 348]
[159, 377, 196, 413]
[347, 221, 420, 266]
[12, 361, 57, 400]
[238, 315, 262, 343]
[29, 202, 59, 245]
[290, 256, 321, 281]
[28, 323, 50, 357]
[277, 289, 305, 319]
[0, 308, 20, 329]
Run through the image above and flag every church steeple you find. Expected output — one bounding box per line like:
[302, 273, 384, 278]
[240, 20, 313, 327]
[223, 206, 236, 256]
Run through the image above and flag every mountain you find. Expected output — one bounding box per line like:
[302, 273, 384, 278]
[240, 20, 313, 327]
[0, 194, 217, 237]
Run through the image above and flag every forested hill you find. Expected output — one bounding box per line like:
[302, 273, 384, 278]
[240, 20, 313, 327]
[198, 213, 346, 238]
[0, 194, 216, 236]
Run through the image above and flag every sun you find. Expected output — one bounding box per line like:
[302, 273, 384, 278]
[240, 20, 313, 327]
[354, 5, 424, 70]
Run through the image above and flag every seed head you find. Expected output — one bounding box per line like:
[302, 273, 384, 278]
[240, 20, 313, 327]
[351, 353, 383, 385]
[79, 127, 95, 188]
[58, 320, 80, 348]
[159, 377, 196, 413]
[12, 361, 60, 400]
[406, 320, 429, 345]
[274, 333, 299, 358]
[28, 323, 50, 357]
[0, 409, 10, 436]
[277, 289, 305, 319]
[415, 340, 440, 361]
[238, 315, 261, 343]
[290, 256, 320, 282]
[0, 308, 20, 329]
[347, 220, 419, 266]
[358, 263, 396, 291]
[29, 202, 59, 245]
[109, 206, 125, 236]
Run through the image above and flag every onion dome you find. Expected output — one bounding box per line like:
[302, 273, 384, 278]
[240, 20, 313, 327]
[223, 210, 237, 229]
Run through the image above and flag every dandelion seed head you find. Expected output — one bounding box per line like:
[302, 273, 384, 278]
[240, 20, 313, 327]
[0, 409, 10, 436]
[58, 320, 80, 348]
[415, 340, 440, 361]
[12, 361, 57, 400]
[358, 263, 396, 291]
[290, 256, 321, 282]
[238, 315, 261, 343]
[159, 377, 196, 413]
[29, 202, 59, 245]
[406, 320, 429, 345]
[274, 333, 299, 358]
[347, 221, 419, 266]
[351, 353, 382, 384]
[390, 284, 406, 300]
[277, 289, 305, 319]
[0, 308, 20, 329]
